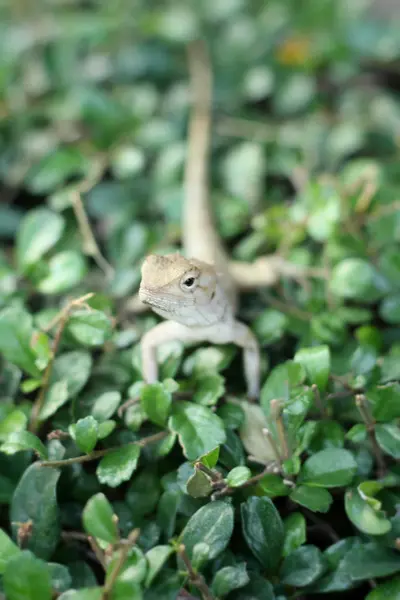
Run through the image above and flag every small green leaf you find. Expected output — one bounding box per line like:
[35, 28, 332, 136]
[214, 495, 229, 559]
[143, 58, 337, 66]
[0, 529, 20, 574]
[253, 309, 288, 345]
[226, 466, 251, 488]
[168, 402, 226, 461]
[58, 587, 103, 600]
[366, 576, 400, 599]
[70, 416, 99, 454]
[96, 444, 140, 487]
[256, 474, 291, 498]
[48, 563, 72, 594]
[180, 501, 234, 563]
[280, 545, 325, 587]
[16, 208, 65, 269]
[82, 493, 118, 544]
[0, 306, 41, 377]
[91, 391, 121, 422]
[10, 463, 61, 560]
[330, 258, 387, 302]
[299, 448, 357, 488]
[345, 487, 391, 536]
[347, 542, 400, 581]
[98, 420, 116, 440]
[380, 293, 400, 324]
[38, 251, 87, 294]
[211, 563, 250, 597]
[3, 550, 52, 600]
[241, 496, 284, 573]
[67, 309, 113, 347]
[0, 431, 48, 460]
[290, 485, 333, 513]
[199, 446, 220, 469]
[283, 513, 306, 557]
[140, 383, 172, 427]
[294, 345, 330, 392]
[368, 384, 400, 421]
[375, 423, 400, 459]
[144, 545, 173, 588]
[186, 470, 213, 498]
[193, 373, 225, 406]
[0, 410, 28, 441]
[31, 332, 52, 370]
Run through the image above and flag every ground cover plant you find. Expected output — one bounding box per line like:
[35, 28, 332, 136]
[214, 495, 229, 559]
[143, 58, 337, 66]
[1, 1, 400, 599]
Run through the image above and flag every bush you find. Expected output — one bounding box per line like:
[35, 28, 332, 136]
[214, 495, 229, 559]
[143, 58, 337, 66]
[1, 2, 400, 599]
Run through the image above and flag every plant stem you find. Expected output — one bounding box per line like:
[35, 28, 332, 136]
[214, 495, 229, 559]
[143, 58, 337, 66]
[312, 384, 327, 418]
[40, 431, 168, 468]
[195, 462, 223, 483]
[102, 529, 140, 599]
[355, 394, 386, 478]
[178, 544, 214, 600]
[29, 293, 94, 434]
[271, 399, 290, 461]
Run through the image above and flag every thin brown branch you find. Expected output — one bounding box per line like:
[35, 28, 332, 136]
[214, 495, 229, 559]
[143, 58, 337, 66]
[271, 399, 290, 461]
[29, 293, 95, 434]
[178, 544, 214, 600]
[88, 536, 106, 569]
[355, 394, 386, 478]
[39, 431, 168, 468]
[102, 529, 140, 599]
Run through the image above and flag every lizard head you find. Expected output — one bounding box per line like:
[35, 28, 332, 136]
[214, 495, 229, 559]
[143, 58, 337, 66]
[138, 253, 224, 326]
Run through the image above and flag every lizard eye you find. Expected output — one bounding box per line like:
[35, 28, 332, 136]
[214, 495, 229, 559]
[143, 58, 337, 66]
[183, 277, 195, 288]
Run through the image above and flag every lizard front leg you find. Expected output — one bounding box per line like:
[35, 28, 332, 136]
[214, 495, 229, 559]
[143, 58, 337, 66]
[231, 321, 261, 401]
[141, 320, 202, 384]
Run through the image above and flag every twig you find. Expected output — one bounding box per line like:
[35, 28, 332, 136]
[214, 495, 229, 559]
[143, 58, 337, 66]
[71, 189, 115, 280]
[117, 395, 139, 417]
[214, 464, 284, 498]
[29, 293, 94, 434]
[271, 399, 290, 461]
[88, 536, 106, 569]
[195, 462, 223, 483]
[262, 428, 283, 468]
[355, 394, 386, 478]
[178, 544, 214, 600]
[102, 529, 140, 599]
[39, 431, 168, 468]
[312, 384, 327, 418]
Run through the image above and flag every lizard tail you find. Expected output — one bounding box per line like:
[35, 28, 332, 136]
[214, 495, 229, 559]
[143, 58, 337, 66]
[183, 39, 237, 309]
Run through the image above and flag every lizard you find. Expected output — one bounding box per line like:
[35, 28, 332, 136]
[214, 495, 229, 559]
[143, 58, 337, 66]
[137, 39, 320, 401]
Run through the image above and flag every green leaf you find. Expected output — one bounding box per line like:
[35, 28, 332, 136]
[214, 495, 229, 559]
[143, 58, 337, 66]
[3, 550, 52, 600]
[91, 391, 121, 421]
[366, 576, 400, 599]
[290, 485, 333, 513]
[211, 563, 250, 597]
[280, 545, 325, 587]
[180, 501, 234, 563]
[0, 431, 48, 460]
[10, 463, 60, 560]
[0, 410, 28, 441]
[193, 373, 225, 406]
[96, 444, 140, 487]
[140, 383, 172, 427]
[330, 258, 387, 302]
[16, 208, 64, 269]
[217, 402, 245, 430]
[144, 545, 173, 588]
[82, 493, 118, 544]
[345, 487, 391, 536]
[294, 345, 330, 392]
[256, 474, 291, 498]
[67, 309, 113, 346]
[283, 512, 306, 557]
[70, 416, 99, 454]
[168, 402, 226, 461]
[261, 361, 305, 408]
[48, 562, 72, 594]
[0, 529, 20, 574]
[368, 384, 400, 421]
[27, 148, 89, 194]
[380, 293, 400, 324]
[299, 448, 357, 488]
[347, 542, 400, 581]
[375, 423, 400, 458]
[0, 306, 41, 377]
[98, 420, 117, 440]
[38, 251, 87, 294]
[105, 545, 146, 587]
[186, 470, 212, 498]
[199, 446, 220, 469]
[253, 309, 288, 345]
[226, 466, 251, 488]
[241, 496, 284, 572]
[40, 351, 92, 420]
[31, 331, 52, 370]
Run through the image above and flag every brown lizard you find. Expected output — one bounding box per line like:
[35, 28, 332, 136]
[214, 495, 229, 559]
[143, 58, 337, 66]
[137, 39, 317, 401]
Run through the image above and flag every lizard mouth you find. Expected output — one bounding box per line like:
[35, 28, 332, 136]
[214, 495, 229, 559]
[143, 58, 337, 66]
[138, 287, 195, 311]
